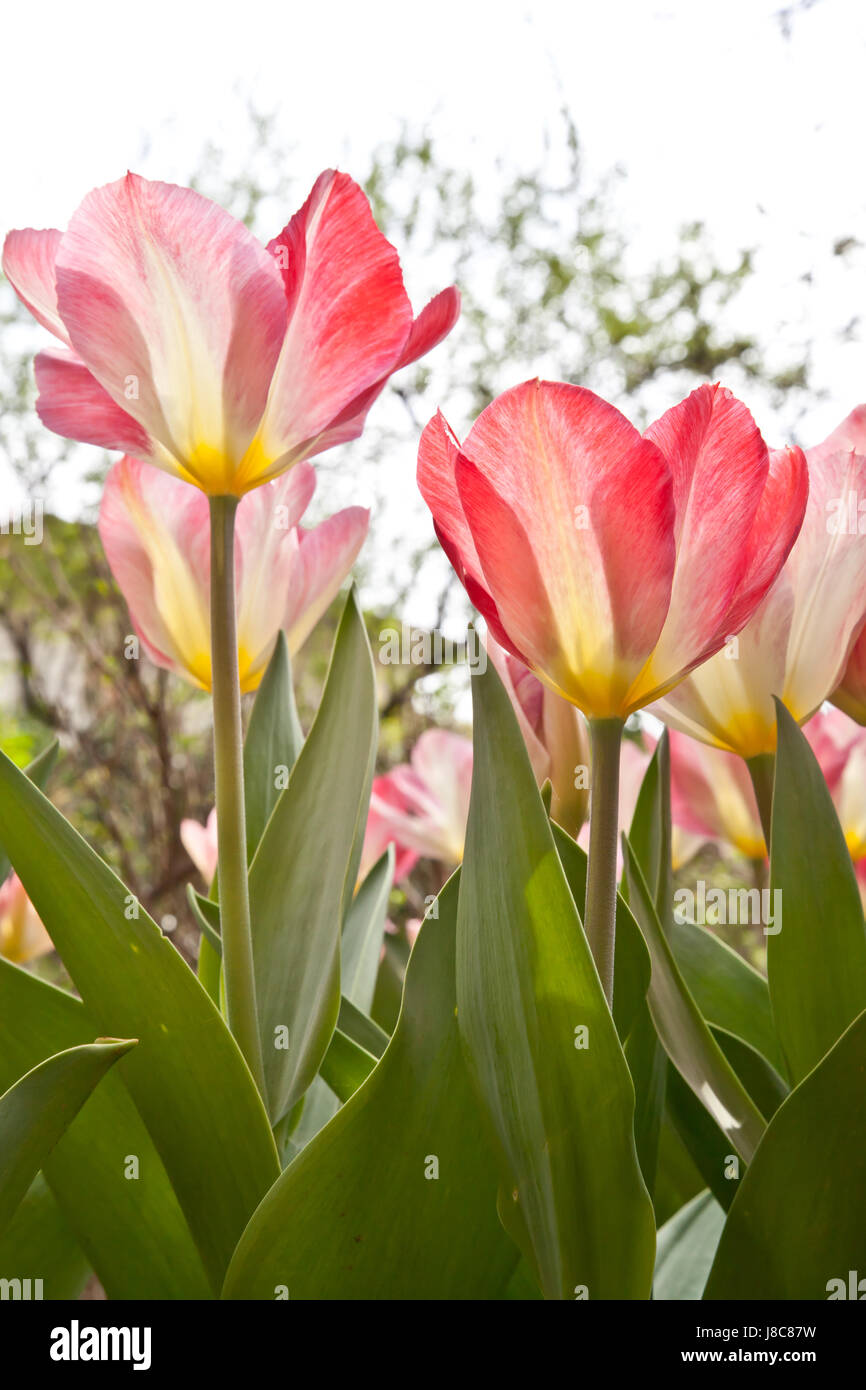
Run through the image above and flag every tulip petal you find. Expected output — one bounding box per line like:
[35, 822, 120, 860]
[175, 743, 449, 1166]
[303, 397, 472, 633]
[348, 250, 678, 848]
[257, 171, 413, 471]
[35, 349, 156, 461]
[2, 229, 69, 343]
[639, 385, 770, 686]
[283, 507, 370, 654]
[55, 174, 288, 491]
[99, 457, 212, 685]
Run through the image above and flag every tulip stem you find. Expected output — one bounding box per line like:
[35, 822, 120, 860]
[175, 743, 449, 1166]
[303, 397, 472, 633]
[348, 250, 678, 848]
[585, 717, 624, 1007]
[746, 752, 775, 852]
[209, 495, 266, 1098]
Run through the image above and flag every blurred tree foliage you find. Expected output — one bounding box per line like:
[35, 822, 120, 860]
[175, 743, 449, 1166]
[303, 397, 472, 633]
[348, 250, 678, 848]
[0, 107, 809, 942]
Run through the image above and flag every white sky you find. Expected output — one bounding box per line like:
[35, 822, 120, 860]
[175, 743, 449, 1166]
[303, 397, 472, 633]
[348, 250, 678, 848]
[2, 0, 865, 631]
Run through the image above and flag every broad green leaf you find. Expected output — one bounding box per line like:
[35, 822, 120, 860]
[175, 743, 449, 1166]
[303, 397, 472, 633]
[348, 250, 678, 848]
[342, 846, 394, 1012]
[248, 588, 377, 1123]
[625, 730, 674, 929]
[653, 1114, 705, 1227]
[0, 1174, 90, 1301]
[222, 877, 519, 1300]
[0, 1038, 136, 1236]
[670, 919, 783, 1076]
[0, 738, 58, 885]
[457, 656, 655, 1300]
[0, 958, 211, 1298]
[623, 838, 766, 1165]
[0, 756, 280, 1292]
[319, 1028, 376, 1103]
[187, 886, 222, 956]
[654, 1191, 725, 1300]
[768, 700, 866, 1083]
[705, 1008, 866, 1299]
[243, 632, 304, 860]
[552, 825, 651, 1045]
[337, 995, 388, 1058]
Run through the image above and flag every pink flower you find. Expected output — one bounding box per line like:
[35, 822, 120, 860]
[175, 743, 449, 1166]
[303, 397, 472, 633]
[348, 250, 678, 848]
[0, 872, 53, 963]
[656, 408, 866, 756]
[418, 380, 807, 719]
[486, 636, 590, 835]
[368, 730, 473, 870]
[180, 809, 218, 884]
[359, 781, 421, 886]
[98, 457, 368, 692]
[3, 171, 460, 496]
[805, 708, 866, 870]
[669, 730, 766, 861]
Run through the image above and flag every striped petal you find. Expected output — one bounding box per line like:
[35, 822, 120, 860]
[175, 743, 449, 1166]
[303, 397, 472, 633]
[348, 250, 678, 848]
[251, 171, 413, 481]
[2, 228, 69, 343]
[55, 174, 288, 492]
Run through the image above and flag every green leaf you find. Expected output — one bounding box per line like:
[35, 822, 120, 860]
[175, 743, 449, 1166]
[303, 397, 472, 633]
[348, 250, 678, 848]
[0, 958, 211, 1298]
[623, 837, 766, 1165]
[222, 877, 519, 1300]
[0, 1174, 90, 1301]
[0, 1038, 136, 1237]
[319, 1027, 377, 1103]
[768, 700, 866, 1083]
[456, 656, 655, 1300]
[342, 846, 394, 1012]
[704, 1008, 866, 1299]
[552, 825, 651, 1045]
[243, 632, 304, 861]
[0, 738, 58, 885]
[670, 919, 783, 1076]
[248, 588, 377, 1123]
[0, 756, 280, 1292]
[187, 885, 222, 956]
[654, 1191, 725, 1301]
[337, 995, 388, 1059]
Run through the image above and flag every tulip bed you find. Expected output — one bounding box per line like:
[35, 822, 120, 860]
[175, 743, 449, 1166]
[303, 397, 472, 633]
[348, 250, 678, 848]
[1, 168, 866, 1304]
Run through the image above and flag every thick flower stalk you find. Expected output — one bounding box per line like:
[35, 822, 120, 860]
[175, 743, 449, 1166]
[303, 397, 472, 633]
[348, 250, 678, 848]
[99, 456, 368, 691]
[418, 378, 807, 999]
[3, 171, 460, 495]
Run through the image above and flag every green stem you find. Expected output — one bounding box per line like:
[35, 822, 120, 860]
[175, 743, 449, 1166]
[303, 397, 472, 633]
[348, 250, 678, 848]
[585, 717, 624, 1007]
[746, 752, 775, 854]
[209, 495, 266, 1096]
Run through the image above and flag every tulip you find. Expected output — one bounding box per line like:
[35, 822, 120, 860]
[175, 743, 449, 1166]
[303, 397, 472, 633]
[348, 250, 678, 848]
[669, 731, 766, 863]
[654, 408, 866, 837]
[486, 636, 590, 836]
[180, 809, 219, 886]
[99, 455, 368, 693]
[418, 378, 807, 999]
[0, 871, 53, 964]
[368, 730, 473, 870]
[805, 709, 866, 876]
[3, 171, 459, 497]
[360, 782, 420, 886]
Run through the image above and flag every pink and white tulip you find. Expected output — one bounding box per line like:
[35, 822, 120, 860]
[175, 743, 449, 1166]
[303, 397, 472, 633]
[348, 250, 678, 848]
[418, 380, 807, 720]
[655, 409, 866, 757]
[669, 730, 766, 862]
[99, 457, 368, 692]
[368, 730, 473, 869]
[3, 171, 459, 496]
